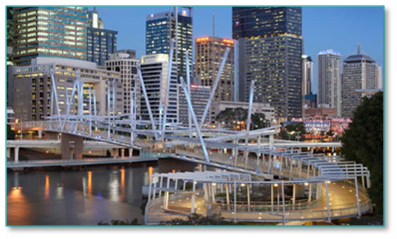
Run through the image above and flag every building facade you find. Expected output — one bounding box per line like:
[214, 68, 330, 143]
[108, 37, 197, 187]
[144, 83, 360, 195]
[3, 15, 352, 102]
[87, 8, 117, 66]
[317, 49, 342, 116]
[105, 52, 140, 115]
[233, 7, 303, 121]
[12, 7, 88, 66]
[342, 46, 377, 117]
[194, 37, 235, 102]
[302, 55, 313, 96]
[146, 8, 193, 79]
[178, 84, 211, 126]
[13, 57, 122, 121]
[140, 54, 178, 123]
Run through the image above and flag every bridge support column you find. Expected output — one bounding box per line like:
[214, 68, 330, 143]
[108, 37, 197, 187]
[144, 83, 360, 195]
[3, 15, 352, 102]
[247, 184, 251, 212]
[121, 148, 125, 158]
[15, 147, 19, 162]
[61, 133, 83, 159]
[7, 148, 11, 159]
[112, 148, 118, 158]
[271, 184, 274, 212]
[38, 129, 43, 139]
[203, 183, 209, 201]
[292, 184, 296, 209]
[225, 184, 230, 210]
[211, 184, 216, 202]
[128, 148, 133, 157]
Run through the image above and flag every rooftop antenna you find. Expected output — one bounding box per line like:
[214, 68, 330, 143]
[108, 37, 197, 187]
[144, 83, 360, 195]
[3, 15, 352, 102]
[213, 13, 215, 37]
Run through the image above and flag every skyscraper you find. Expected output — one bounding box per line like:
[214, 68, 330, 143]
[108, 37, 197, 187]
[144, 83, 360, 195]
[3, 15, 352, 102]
[105, 52, 140, 115]
[146, 7, 193, 79]
[317, 49, 342, 116]
[12, 7, 88, 66]
[342, 46, 377, 117]
[87, 8, 118, 66]
[140, 54, 178, 123]
[302, 55, 313, 96]
[233, 7, 302, 121]
[194, 36, 235, 102]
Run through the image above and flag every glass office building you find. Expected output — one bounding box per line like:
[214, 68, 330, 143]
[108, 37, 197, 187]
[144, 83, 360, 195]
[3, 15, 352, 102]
[12, 7, 88, 66]
[146, 8, 193, 79]
[342, 46, 377, 117]
[87, 8, 117, 66]
[233, 7, 302, 121]
[317, 50, 342, 116]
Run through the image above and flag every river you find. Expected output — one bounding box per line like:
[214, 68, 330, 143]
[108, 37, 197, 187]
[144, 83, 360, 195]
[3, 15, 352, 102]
[6, 163, 158, 225]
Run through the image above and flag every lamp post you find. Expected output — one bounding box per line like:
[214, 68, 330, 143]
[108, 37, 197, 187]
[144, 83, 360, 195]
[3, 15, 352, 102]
[15, 119, 22, 141]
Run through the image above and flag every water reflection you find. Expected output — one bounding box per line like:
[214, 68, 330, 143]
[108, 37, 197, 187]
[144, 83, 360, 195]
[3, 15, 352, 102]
[7, 164, 158, 225]
[87, 171, 92, 197]
[45, 175, 50, 199]
[120, 168, 125, 201]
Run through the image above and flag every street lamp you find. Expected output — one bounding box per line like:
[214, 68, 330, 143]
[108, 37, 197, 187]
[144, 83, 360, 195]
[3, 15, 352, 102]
[15, 119, 22, 141]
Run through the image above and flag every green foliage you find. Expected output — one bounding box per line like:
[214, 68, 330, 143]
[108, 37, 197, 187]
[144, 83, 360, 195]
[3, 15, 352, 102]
[140, 200, 148, 215]
[179, 182, 193, 191]
[215, 108, 270, 130]
[340, 92, 383, 215]
[347, 215, 383, 225]
[285, 122, 306, 135]
[160, 213, 235, 225]
[7, 125, 15, 140]
[18, 155, 29, 161]
[98, 218, 139, 225]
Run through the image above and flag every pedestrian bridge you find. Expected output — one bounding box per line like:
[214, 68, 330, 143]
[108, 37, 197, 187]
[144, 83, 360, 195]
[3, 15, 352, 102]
[7, 157, 157, 168]
[144, 146, 371, 225]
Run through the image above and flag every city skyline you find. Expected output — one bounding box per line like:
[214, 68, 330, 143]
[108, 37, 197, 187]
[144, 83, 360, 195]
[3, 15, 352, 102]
[93, 6, 384, 94]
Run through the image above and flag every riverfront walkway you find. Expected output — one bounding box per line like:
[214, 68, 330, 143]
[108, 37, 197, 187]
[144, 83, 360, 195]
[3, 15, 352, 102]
[145, 181, 371, 224]
[7, 157, 157, 168]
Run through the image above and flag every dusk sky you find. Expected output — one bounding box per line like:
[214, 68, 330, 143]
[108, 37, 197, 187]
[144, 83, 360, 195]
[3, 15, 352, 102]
[92, 6, 384, 94]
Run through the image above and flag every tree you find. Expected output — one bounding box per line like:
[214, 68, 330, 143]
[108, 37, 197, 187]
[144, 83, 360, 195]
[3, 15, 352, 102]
[340, 92, 383, 216]
[215, 108, 270, 130]
[7, 125, 15, 140]
[98, 218, 139, 225]
[285, 122, 306, 140]
[215, 108, 247, 129]
[160, 213, 235, 225]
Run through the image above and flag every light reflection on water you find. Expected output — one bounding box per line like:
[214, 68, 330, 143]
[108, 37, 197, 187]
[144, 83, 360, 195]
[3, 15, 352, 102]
[7, 164, 158, 225]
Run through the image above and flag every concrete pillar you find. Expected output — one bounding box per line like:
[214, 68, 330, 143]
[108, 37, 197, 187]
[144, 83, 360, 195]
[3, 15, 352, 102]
[211, 184, 216, 202]
[325, 182, 331, 222]
[271, 184, 274, 212]
[308, 184, 312, 202]
[61, 135, 71, 160]
[38, 129, 43, 139]
[74, 136, 83, 159]
[292, 184, 296, 208]
[112, 148, 118, 158]
[225, 184, 230, 210]
[128, 148, 133, 157]
[7, 148, 11, 159]
[191, 181, 196, 213]
[61, 133, 83, 159]
[203, 183, 209, 201]
[121, 148, 125, 158]
[15, 147, 19, 162]
[247, 184, 251, 212]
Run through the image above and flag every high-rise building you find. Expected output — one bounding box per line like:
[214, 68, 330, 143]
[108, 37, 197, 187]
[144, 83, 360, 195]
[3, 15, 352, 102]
[194, 37, 235, 102]
[146, 8, 193, 79]
[12, 57, 122, 121]
[233, 7, 302, 122]
[105, 52, 140, 115]
[12, 7, 88, 66]
[317, 49, 342, 116]
[178, 84, 211, 126]
[302, 55, 313, 96]
[342, 46, 377, 117]
[376, 64, 383, 89]
[140, 54, 178, 123]
[87, 8, 117, 66]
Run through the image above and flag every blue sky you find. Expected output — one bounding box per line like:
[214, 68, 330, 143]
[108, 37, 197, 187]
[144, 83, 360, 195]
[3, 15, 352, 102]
[93, 6, 384, 94]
